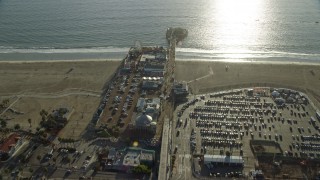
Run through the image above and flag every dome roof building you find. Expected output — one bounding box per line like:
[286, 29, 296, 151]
[135, 113, 153, 127]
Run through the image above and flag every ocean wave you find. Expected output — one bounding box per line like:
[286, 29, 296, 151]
[176, 47, 320, 61]
[0, 46, 319, 62]
[0, 46, 131, 54]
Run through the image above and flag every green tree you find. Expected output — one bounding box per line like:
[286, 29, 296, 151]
[1, 99, 9, 108]
[0, 120, 7, 128]
[42, 167, 48, 176]
[3, 99, 9, 105]
[3, 168, 10, 174]
[52, 157, 57, 164]
[40, 109, 48, 117]
[29, 167, 33, 173]
[132, 165, 151, 174]
[37, 155, 42, 162]
[18, 167, 23, 175]
[38, 129, 45, 136]
[35, 127, 41, 135]
[14, 123, 20, 130]
[226, 151, 231, 156]
[64, 156, 71, 163]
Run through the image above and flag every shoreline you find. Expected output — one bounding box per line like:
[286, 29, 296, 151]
[175, 58, 320, 66]
[1, 57, 320, 66]
[0, 58, 122, 64]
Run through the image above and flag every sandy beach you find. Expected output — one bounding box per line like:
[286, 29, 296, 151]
[0, 59, 320, 139]
[175, 60, 320, 108]
[0, 60, 121, 139]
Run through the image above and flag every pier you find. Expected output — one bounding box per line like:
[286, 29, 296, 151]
[158, 31, 177, 180]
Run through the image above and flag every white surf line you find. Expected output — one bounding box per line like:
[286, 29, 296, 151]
[187, 66, 214, 84]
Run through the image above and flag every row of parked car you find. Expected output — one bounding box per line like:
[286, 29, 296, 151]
[200, 129, 239, 139]
[177, 98, 198, 117]
[190, 129, 196, 151]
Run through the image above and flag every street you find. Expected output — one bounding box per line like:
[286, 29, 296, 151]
[171, 102, 194, 180]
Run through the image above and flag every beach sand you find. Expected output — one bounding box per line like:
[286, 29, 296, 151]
[1, 59, 320, 139]
[175, 61, 320, 109]
[0, 60, 121, 139]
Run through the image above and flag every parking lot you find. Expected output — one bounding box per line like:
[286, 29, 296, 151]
[173, 87, 320, 178]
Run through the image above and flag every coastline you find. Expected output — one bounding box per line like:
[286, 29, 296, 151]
[0, 56, 319, 66]
[175, 58, 320, 66]
[0, 58, 122, 64]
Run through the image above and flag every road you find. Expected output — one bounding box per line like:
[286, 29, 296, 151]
[171, 104, 193, 180]
[158, 118, 171, 180]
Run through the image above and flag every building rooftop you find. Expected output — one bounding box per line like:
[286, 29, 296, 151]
[204, 155, 244, 165]
[123, 150, 140, 166]
[135, 113, 153, 127]
[136, 98, 146, 112]
[107, 148, 117, 160]
[142, 81, 160, 90]
[140, 151, 154, 161]
[140, 54, 155, 62]
[121, 147, 155, 167]
[0, 133, 20, 153]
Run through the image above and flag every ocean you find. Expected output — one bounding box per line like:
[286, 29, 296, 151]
[0, 0, 320, 62]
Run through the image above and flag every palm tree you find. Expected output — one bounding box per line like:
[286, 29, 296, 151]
[42, 167, 48, 177]
[64, 156, 71, 163]
[18, 166, 23, 175]
[37, 155, 42, 163]
[28, 118, 31, 127]
[3, 168, 9, 175]
[14, 123, 21, 130]
[52, 157, 57, 164]
[2, 99, 9, 107]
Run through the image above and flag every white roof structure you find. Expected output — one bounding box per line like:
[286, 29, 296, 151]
[122, 150, 140, 166]
[146, 98, 160, 108]
[140, 54, 155, 62]
[204, 155, 244, 165]
[135, 113, 152, 127]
